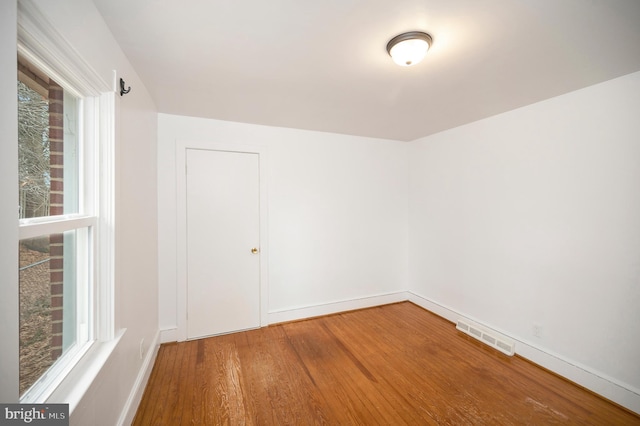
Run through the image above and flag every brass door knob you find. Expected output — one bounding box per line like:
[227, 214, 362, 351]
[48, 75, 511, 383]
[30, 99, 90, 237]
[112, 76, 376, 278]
[251, 247, 259, 254]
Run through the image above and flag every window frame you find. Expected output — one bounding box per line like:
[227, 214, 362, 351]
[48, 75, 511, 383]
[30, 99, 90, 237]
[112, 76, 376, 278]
[17, 0, 116, 405]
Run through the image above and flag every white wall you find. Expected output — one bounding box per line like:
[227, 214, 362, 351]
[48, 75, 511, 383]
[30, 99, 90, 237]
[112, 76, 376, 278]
[0, 0, 19, 403]
[158, 114, 409, 332]
[1, 1, 159, 424]
[408, 71, 640, 411]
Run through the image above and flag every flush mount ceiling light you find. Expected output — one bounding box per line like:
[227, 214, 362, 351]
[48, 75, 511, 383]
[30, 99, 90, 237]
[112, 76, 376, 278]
[386, 31, 433, 67]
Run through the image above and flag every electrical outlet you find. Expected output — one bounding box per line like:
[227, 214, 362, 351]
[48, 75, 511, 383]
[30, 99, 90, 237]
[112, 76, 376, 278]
[533, 324, 542, 338]
[139, 338, 145, 360]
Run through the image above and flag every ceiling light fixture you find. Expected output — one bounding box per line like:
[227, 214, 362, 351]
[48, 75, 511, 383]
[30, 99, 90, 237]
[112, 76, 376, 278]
[386, 31, 433, 67]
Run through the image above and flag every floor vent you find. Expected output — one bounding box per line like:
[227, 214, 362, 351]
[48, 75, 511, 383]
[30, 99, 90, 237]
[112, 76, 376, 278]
[456, 318, 515, 356]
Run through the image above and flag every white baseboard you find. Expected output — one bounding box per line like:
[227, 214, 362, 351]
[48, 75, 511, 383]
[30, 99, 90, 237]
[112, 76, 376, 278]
[408, 291, 640, 415]
[117, 330, 161, 426]
[159, 293, 410, 343]
[152, 292, 640, 414]
[159, 327, 178, 343]
[267, 291, 410, 325]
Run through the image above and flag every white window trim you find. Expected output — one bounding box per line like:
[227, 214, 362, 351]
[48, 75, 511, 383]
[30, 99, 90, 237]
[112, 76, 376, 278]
[17, 0, 119, 407]
[19, 215, 97, 240]
[96, 90, 116, 343]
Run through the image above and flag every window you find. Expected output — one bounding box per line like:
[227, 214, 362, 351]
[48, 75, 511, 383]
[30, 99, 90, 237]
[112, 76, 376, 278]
[17, 55, 95, 401]
[17, 1, 115, 403]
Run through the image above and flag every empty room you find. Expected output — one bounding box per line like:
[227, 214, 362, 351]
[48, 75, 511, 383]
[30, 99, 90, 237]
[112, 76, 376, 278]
[1, 0, 639, 424]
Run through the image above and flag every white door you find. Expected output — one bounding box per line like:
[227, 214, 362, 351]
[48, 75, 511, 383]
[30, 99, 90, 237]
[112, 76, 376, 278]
[185, 148, 261, 339]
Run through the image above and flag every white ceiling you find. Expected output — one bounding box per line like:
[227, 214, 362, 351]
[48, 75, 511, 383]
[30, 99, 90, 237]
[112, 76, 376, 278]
[93, 0, 640, 141]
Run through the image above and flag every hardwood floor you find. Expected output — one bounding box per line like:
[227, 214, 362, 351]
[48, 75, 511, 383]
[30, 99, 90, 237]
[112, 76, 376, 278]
[133, 302, 640, 425]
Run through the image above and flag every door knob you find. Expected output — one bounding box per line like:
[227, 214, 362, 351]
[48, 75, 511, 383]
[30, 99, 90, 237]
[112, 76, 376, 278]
[251, 247, 259, 254]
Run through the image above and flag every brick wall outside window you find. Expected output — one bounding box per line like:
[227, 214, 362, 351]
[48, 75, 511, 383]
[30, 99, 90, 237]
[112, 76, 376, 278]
[48, 81, 64, 360]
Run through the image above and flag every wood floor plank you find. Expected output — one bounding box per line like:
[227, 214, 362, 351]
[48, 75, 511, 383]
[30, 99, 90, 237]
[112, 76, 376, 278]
[180, 340, 201, 425]
[134, 302, 640, 425]
[159, 339, 188, 425]
[203, 335, 241, 424]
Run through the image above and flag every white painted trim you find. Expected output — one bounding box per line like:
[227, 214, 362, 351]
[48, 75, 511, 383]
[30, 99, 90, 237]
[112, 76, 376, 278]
[20, 340, 93, 404]
[267, 291, 410, 325]
[406, 292, 459, 324]
[407, 291, 640, 414]
[47, 328, 126, 414]
[117, 330, 161, 426]
[96, 91, 116, 342]
[18, 215, 96, 240]
[159, 328, 178, 344]
[17, 0, 109, 96]
[175, 140, 269, 342]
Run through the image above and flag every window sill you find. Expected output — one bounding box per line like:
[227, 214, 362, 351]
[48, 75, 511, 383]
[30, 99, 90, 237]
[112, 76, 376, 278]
[45, 328, 126, 414]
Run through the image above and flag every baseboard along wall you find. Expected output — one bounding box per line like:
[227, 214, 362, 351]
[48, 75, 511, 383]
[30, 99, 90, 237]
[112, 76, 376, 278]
[151, 291, 639, 415]
[118, 330, 161, 426]
[407, 292, 640, 415]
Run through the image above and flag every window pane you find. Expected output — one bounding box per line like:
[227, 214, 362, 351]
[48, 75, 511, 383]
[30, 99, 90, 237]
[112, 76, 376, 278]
[18, 56, 79, 219]
[19, 228, 89, 396]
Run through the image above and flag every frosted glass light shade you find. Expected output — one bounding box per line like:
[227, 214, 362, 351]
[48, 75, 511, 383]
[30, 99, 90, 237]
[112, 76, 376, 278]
[387, 32, 432, 67]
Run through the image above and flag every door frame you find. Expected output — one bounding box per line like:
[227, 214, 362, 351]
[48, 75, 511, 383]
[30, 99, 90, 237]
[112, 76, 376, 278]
[175, 140, 269, 342]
